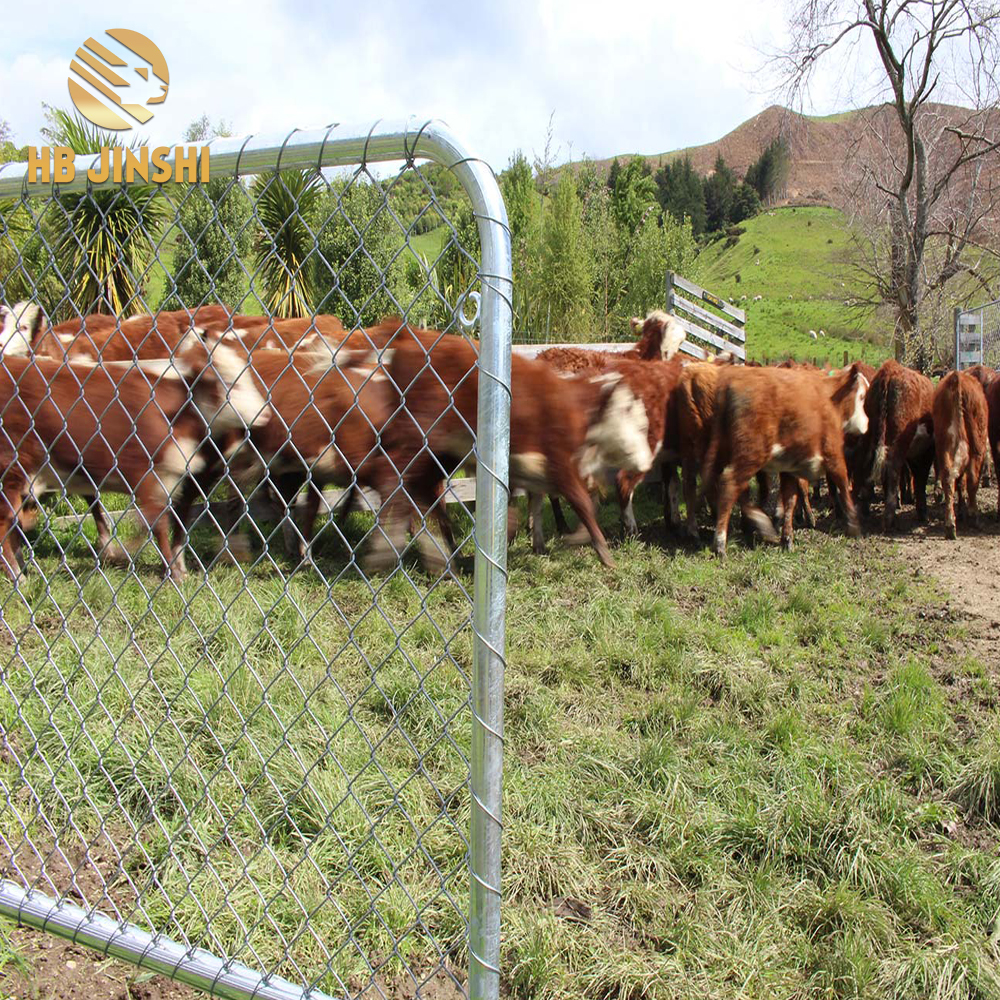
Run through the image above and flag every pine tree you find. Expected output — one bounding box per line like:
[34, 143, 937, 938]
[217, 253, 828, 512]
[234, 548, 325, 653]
[703, 154, 737, 232]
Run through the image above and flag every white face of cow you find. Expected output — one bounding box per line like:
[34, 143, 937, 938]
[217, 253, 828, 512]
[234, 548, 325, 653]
[578, 377, 653, 480]
[844, 373, 869, 436]
[0, 301, 42, 356]
[195, 342, 272, 431]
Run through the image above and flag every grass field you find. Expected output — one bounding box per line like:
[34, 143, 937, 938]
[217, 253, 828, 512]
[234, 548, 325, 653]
[3, 490, 1000, 999]
[694, 207, 892, 366]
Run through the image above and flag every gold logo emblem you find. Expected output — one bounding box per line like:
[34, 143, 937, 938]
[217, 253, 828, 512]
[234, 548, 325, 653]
[68, 30, 169, 131]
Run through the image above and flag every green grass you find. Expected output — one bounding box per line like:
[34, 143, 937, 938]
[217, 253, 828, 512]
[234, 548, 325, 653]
[409, 227, 450, 264]
[695, 206, 892, 366]
[2, 490, 1000, 998]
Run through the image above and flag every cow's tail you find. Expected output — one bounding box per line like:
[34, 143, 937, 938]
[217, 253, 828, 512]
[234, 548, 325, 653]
[870, 377, 891, 485]
[953, 371, 965, 469]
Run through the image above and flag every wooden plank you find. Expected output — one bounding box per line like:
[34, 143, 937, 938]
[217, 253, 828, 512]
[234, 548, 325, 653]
[671, 273, 745, 325]
[671, 315, 746, 360]
[673, 293, 746, 343]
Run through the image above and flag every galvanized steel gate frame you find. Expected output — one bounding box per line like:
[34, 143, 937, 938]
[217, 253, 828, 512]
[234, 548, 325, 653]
[0, 119, 511, 1000]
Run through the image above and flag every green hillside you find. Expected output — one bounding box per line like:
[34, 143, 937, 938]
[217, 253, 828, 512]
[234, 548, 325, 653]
[694, 207, 892, 366]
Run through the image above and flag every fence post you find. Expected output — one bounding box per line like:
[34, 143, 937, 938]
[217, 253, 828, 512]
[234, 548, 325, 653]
[843, 350, 849, 367]
[466, 153, 512, 1000]
[665, 271, 675, 315]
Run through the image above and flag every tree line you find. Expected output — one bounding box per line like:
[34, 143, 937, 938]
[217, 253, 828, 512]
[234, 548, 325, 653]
[1, 107, 792, 345]
[646, 136, 790, 237]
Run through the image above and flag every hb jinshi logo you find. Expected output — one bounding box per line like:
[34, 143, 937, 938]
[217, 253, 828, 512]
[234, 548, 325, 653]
[68, 30, 169, 131]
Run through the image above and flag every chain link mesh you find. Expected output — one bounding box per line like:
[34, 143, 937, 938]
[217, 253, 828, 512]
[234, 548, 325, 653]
[0, 124, 510, 1000]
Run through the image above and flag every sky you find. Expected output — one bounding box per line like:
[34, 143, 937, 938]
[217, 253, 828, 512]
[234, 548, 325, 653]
[1, 0, 868, 172]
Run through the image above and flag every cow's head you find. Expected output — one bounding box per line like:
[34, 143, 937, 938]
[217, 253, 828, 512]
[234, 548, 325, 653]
[0, 301, 44, 356]
[577, 372, 653, 483]
[634, 310, 686, 361]
[830, 363, 869, 437]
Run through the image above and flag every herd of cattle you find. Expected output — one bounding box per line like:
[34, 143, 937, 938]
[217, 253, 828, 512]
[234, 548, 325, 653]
[0, 298, 994, 582]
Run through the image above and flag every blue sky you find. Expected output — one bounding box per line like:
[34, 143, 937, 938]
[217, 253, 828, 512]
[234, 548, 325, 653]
[2, 0, 861, 171]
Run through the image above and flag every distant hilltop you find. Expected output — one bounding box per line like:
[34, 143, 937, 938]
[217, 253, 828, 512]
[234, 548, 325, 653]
[585, 103, 998, 208]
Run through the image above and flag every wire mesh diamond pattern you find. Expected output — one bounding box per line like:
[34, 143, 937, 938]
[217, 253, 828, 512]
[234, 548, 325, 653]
[0, 122, 510, 1000]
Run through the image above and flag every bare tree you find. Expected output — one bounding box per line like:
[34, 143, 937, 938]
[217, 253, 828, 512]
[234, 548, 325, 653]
[771, 0, 1000, 366]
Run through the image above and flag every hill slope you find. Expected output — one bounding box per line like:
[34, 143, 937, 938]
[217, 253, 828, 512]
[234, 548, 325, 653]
[693, 206, 891, 365]
[592, 102, 996, 208]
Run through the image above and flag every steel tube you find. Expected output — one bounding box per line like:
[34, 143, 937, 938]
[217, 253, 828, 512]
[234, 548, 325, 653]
[0, 881, 334, 1000]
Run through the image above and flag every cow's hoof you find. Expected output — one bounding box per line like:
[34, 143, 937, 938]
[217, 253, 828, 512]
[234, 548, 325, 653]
[562, 524, 592, 548]
[745, 508, 779, 543]
[711, 538, 726, 559]
[100, 541, 130, 567]
[846, 518, 861, 538]
[781, 536, 793, 551]
[945, 523, 957, 540]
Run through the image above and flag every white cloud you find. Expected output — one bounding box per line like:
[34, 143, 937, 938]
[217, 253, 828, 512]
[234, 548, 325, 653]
[1, 0, 860, 171]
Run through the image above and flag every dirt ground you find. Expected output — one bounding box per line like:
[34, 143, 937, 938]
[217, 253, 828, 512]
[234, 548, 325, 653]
[888, 501, 1000, 664]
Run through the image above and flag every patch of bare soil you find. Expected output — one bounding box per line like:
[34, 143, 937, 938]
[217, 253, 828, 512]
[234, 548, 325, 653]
[886, 504, 1000, 667]
[0, 929, 199, 1000]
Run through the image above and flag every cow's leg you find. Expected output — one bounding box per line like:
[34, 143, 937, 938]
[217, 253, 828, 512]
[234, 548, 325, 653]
[136, 482, 183, 581]
[757, 471, 775, 521]
[779, 473, 799, 551]
[797, 477, 816, 528]
[994, 441, 1000, 519]
[269, 473, 306, 560]
[558, 470, 615, 568]
[911, 448, 934, 525]
[824, 449, 861, 538]
[0, 508, 21, 581]
[682, 454, 701, 541]
[900, 464, 914, 505]
[529, 493, 546, 554]
[882, 445, 903, 531]
[662, 462, 682, 533]
[333, 483, 361, 538]
[939, 444, 958, 540]
[617, 469, 644, 536]
[0, 483, 27, 581]
[298, 485, 324, 564]
[956, 475, 969, 525]
[711, 467, 742, 559]
[966, 457, 982, 529]
[549, 497, 570, 535]
[88, 497, 127, 566]
[431, 482, 458, 552]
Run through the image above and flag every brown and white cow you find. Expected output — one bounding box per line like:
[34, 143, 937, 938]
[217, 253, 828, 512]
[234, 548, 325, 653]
[701, 363, 869, 555]
[528, 355, 685, 546]
[176, 348, 399, 570]
[196, 312, 348, 358]
[859, 359, 935, 529]
[0, 340, 269, 579]
[536, 310, 686, 374]
[933, 370, 989, 539]
[374, 330, 653, 573]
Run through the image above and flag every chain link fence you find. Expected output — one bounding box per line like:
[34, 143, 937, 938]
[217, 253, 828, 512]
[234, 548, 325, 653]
[0, 119, 511, 1000]
[955, 296, 1000, 370]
